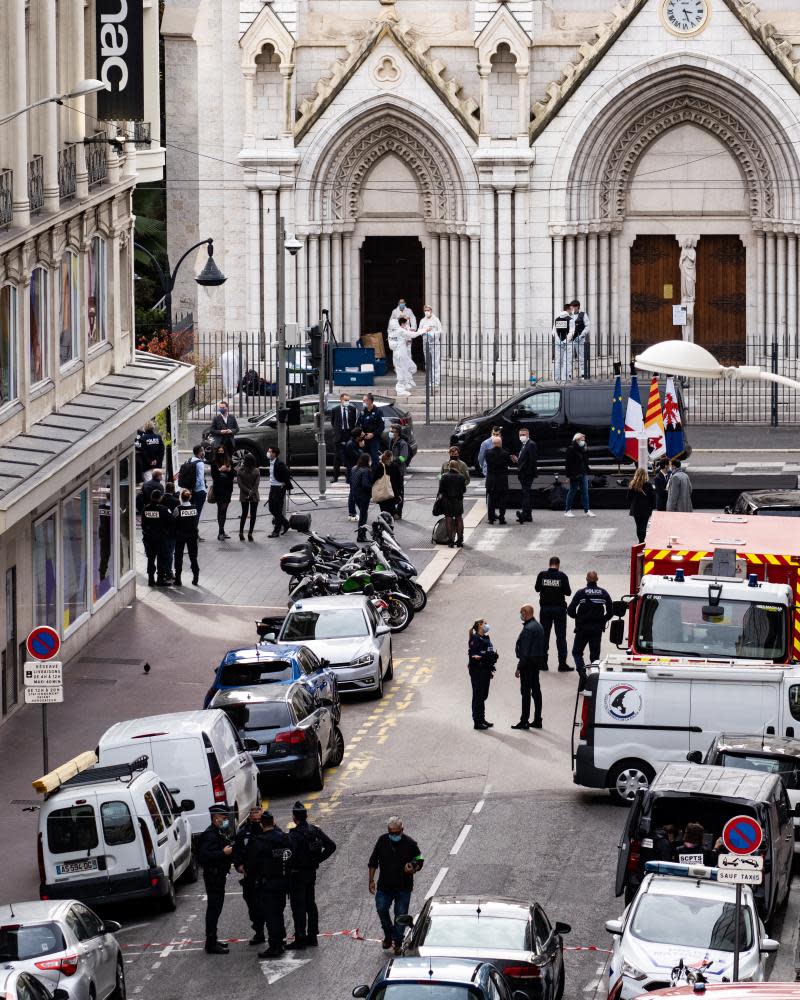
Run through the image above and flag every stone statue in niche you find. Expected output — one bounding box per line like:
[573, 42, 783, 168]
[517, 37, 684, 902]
[677, 235, 699, 341]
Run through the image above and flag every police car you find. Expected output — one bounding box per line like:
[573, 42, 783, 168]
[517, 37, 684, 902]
[605, 863, 777, 1000]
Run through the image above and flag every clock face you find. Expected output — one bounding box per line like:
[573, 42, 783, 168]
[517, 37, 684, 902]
[662, 0, 709, 36]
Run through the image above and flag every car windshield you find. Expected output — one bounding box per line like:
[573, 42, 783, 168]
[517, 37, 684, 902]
[0, 922, 66, 961]
[759, 508, 800, 517]
[282, 610, 369, 640]
[630, 894, 753, 952]
[373, 988, 482, 1000]
[221, 703, 291, 732]
[718, 752, 800, 788]
[636, 595, 786, 661]
[420, 914, 527, 950]
[219, 661, 294, 686]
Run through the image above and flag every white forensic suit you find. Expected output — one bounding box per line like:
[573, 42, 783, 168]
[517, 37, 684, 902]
[418, 311, 443, 388]
[387, 306, 418, 395]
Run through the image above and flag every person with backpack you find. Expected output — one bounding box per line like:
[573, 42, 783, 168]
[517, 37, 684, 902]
[567, 570, 613, 682]
[178, 445, 208, 535]
[286, 802, 336, 950]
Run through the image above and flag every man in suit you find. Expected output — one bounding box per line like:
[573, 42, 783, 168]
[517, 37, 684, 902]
[484, 436, 511, 526]
[210, 400, 239, 462]
[330, 392, 358, 483]
[266, 446, 292, 537]
[515, 429, 539, 524]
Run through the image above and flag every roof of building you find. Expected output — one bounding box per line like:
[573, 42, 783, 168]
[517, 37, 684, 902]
[0, 352, 193, 532]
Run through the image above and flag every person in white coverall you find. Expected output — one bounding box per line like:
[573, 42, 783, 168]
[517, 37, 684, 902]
[417, 305, 442, 388]
[387, 298, 418, 396]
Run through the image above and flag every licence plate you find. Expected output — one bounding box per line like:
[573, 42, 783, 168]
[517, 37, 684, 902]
[56, 858, 99, 875]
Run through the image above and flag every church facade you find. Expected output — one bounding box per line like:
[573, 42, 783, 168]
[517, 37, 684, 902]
[162, 0, 800, 366]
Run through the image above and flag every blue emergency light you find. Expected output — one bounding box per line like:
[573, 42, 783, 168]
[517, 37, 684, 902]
[675, 568, 685, 582]
[748, 573, 758, 587]
[643, 861, 717, 881]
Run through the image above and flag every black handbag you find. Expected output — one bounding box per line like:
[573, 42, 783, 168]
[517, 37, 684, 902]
[432, 494, 443, 517]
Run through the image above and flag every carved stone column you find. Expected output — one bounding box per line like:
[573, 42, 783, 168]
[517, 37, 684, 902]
[430, 234, 439, 316]
[246, 184, 262, 330]
[280, 65, 294, 137]
[552, 232, 564, 322]
[296, 234, 308, 330]
[598, 231, 610, 352]
[308, 235, 320, 331]
[343, 233, 353, 341]
[10, 0, 30, 227]
[788, 234, 798, 358]
[765, 231, 777, 348]
[575, 231, 586, 304]
[332, 232, 343, 341]
[459, 234, 470, 356]
[514, 188, 527, 336]
[262, 188, 278, 332]
[320, 234, 331, 326]
[587, 228, 599, 339]
[610, 229, 620, 341]
[478, 66, 491, 135]
[469, 236, 480, 354]
[439, 235, 450, 336]
[243, 70, 256, 146]
[449, 234, 460, 340]
[776, 231, 787, 354]
[42, 0, 60, 214]
[496, 187, 513, 335]
[755, 231, 766, 350]
[480, 189, 496, 340]
[516, 69, 529, 137]
[564, 234, 575, 309]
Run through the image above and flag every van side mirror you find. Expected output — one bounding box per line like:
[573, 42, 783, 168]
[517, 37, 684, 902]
[686, 751, 703, 764]
[609, 619, 625, 647]
[611, 600, 628, 618]
[605, 919, 623, 936]
[793, 802, 800, 818]
[180, 799, 195, 813]
[395, 914, 414, 929]
[760, 937, 779, 953]
[554, 921, 571, 935]
[102, 920, 121, 934]
[353, 988, 370, 999]
[376, 624, 390, 636]
[53, 991, 70, 1000]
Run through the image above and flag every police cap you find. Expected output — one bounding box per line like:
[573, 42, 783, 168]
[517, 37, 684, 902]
[209, 804, 229, 816]
[292, 801, 307, 815]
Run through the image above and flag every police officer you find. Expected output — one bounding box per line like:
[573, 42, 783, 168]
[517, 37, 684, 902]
[534, 556, 573, 672]
[511, 605, 545, 730]
[140, 420, 165, 480]
[357, 393, 385, 468]
[233, 805, 265, 945]
[567, 569, 613, 681]
[141, 489, 171, 586]
[173, 489, 200, 587]
[197, 804, 234, 955]
[161, 483, 179, 583]
[247, 811, 292, 959]
[287, 802, 336, 950]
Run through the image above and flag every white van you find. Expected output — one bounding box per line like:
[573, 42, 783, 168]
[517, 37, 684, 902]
[38, 756, 196, 910]
[97, 710, 260, 836]
[572, 655, 800, 805]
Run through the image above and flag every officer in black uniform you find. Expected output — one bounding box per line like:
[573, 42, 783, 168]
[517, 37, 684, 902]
[141, 489, 171, 586]
[246, 811, 292, 958]
[567, 569, 613, 682]
[197, 804, 234, 954]
[357, 393, 385, 468]
[173, 489, 200, 586]
[287, 802, 336, 950]
[233, 805, 265, 945]
[534, 556, 573, 672]
[140, 420, 165, 479]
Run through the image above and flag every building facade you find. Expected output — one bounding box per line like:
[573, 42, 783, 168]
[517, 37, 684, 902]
[0, 0, 190, 721]
[164, 0, 800, 367]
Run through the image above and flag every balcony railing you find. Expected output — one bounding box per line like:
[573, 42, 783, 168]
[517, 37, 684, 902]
[133, 121, 151, 149]
[0, 169, 11, 228]
[87, 131, 108, 188]
[58, 144, 77, 203]
[27, 155, 44, 215]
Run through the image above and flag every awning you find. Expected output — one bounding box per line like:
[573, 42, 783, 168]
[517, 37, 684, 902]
[0, 352, 194, 533]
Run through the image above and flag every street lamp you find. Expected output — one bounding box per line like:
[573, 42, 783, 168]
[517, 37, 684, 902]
[0, 79, 106, 126]
[634, 340, 800, 391]
[276, 228, 302, 459]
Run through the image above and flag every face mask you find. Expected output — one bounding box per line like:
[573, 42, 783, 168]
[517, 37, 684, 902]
[578, 441, 585, 449]
[519, 435, 528, 443]
[220, 819, 230, 830]
[267, 453, 274, 462]
[520, 614, 526, 622]
[388, 833, 402, 842]
[483, 624, 490, 634]
[424, 310, 431, 317]
[398, 304, 405, 311]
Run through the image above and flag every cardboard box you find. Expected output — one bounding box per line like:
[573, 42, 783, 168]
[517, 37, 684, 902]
[361, 332, 386, 359]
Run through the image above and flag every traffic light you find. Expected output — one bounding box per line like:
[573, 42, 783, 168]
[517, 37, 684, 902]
[307, 324, 322, 368]
[277, 399, 301, 425]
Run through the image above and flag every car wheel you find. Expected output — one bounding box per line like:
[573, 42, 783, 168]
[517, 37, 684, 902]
[384, 656, 394, 681]
[374, 663, 385, 700]
[607, 760, 655, 806]
[110, 958, 126, 1000]
[160, 873, 177, 912]
[309, 747, 325, 790]
[232, 443, 260, 469]
[329, 726, 345, 767]
[182, 850, 199, 884]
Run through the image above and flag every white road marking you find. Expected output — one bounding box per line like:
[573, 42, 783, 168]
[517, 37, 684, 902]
[151, 961, 161, 969]
[450, 824, 472, 855]
[425, 866, 449, 899]
[158, 944, 174, 958]
[583, 978, 601, 993]
[585, 528, 616, 552]
[526, 528, 563, 551]
[472, 799, 485, 814]
[259, 956, 311, 985]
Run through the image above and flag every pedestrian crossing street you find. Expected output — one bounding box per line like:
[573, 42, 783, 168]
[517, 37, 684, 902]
[472, 523, 621, 553]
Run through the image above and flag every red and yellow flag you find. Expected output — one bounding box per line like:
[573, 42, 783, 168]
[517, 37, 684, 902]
[644, 376, 666, 459]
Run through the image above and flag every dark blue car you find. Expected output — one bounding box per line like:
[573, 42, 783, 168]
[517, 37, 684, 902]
[203, 641, 339, 718]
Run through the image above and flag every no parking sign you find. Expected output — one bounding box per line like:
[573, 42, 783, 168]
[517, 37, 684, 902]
[721, 814, 763, 856]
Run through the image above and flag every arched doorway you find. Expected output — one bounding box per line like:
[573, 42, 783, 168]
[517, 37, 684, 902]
[360, 236, 425, 365]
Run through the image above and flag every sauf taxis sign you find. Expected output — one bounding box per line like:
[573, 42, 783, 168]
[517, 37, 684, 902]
[96, 0, 144, 121]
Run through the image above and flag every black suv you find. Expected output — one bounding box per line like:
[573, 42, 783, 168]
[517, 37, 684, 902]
[453, 378, 689, 471]
[730, 489, 800, 517]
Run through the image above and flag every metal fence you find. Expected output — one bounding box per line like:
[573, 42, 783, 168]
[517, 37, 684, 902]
[421, 333, 800, 426]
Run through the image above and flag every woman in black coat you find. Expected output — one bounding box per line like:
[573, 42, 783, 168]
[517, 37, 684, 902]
[351, 453, 373, 542]
[372, 451, 403, 515]
[210, 446, 235, 540]
[627, 467, 656, 543]
[439, 460, 467, 547]
[468, 619, 497, 730]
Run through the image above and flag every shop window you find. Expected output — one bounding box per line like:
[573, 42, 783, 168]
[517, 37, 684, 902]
[59, 250, 80, 367]
[33, 513, 57, 629]
[0, 284, 17, 404]
[91, 468, 114, 604]
[87, 236, 107, 347]
[63, 488, 87, 630]
[29, 266, 49, 383]
[119, 455, 132, 577]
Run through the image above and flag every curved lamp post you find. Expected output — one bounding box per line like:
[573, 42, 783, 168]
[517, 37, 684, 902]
[634, 340, 800, 391]
[0, 79, 106, 127]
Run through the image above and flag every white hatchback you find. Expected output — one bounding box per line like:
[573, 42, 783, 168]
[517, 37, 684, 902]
[605, 867, 778, 1000]
[0, 900, 124, 1000]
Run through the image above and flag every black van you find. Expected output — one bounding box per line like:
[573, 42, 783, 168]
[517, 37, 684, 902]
[616, 763, 794, 923]
[452, 378, 690, 471]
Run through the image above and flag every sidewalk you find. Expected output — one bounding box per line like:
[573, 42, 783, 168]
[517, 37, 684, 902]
[0, 484, 441, 904]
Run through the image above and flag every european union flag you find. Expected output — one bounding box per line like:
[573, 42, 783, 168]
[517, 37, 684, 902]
[608, 375, 626, 460]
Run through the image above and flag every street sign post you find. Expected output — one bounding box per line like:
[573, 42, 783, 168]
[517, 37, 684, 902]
[720, 815, 764, 980]
[25, 626, 63, 776]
